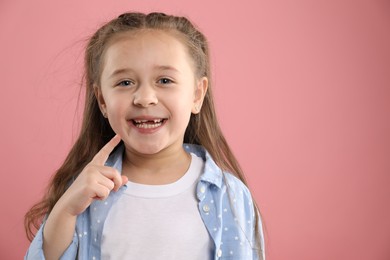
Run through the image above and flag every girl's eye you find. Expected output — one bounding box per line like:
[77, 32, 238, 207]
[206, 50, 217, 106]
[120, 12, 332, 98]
[117, 80, 133, 87]
[158, 78, 173, 84]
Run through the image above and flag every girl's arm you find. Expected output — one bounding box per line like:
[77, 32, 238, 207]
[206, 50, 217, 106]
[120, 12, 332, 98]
[41, 135, 127, 259]
[42, 199, 77, 260]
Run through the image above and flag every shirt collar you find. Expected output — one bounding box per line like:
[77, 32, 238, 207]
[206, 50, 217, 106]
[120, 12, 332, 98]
[183, 143, 223, 189]
[105, 143, 223, 189]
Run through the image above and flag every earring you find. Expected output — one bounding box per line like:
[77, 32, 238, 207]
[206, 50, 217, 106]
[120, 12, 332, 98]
[103, 112, 107, 118]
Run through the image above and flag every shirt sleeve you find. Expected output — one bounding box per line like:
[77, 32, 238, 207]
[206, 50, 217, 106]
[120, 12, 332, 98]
[246, 187, 266, 260]
[225, 173, 266, 260]
[24, 221, 79, 260]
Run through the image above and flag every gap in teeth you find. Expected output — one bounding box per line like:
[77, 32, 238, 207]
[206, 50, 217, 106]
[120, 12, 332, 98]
[134, 119, 163, 124]
[135, 122, 162, 129]
[132, 119, 165, 129]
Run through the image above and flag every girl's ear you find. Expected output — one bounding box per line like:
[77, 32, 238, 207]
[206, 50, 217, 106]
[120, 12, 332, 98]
[192, 77, 208, 114]
[93, 84, 107, 116]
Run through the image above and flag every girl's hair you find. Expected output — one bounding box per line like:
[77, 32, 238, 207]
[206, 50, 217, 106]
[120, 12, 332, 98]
[25, 12, 263, 257]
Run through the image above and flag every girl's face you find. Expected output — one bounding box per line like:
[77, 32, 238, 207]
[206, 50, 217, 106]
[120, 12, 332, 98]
[95, 30, 207, 155]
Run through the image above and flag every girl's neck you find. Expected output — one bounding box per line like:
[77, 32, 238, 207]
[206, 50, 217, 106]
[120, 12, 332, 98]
[122, 145, 191, 185]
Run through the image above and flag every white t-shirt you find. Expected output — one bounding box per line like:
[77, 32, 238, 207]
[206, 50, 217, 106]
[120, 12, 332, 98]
[101, 153, 213, 260]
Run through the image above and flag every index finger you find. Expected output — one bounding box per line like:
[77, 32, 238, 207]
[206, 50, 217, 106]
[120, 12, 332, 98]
[92, 134, 122, 165]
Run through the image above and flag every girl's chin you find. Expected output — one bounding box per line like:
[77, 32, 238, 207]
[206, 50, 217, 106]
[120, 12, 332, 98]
[123, 140, 168, 155]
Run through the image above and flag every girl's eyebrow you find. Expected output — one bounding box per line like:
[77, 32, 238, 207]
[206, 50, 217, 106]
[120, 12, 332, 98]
[109, 65, 180, 79]
[154, 65, 180, 73]
[108, 68, 134, 79]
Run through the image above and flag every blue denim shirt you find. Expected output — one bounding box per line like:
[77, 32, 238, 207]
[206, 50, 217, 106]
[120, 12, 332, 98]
[25, 144, 265, 260]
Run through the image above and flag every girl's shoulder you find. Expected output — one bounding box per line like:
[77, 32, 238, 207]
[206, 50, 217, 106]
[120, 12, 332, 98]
[184, 143, 254, 198]
[222, 171, 255, 213]
[223, 171, 252, 195]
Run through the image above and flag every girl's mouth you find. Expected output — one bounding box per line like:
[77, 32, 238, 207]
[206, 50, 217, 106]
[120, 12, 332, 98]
[131, 118, 167, 129]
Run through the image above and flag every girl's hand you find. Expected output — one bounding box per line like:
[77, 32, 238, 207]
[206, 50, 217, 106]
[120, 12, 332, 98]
[57, 134, 128, 217]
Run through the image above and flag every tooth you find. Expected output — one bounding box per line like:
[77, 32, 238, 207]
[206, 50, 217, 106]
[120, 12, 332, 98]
[135, 122, 162, 129]
[135, 120, 148, 123]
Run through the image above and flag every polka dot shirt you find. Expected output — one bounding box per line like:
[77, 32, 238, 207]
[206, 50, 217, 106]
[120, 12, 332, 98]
[25, 144, 265, 260]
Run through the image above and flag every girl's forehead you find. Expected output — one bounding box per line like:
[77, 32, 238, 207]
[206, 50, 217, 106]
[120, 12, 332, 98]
[102, 29, 195, 79]
[100, 29, 196, 74]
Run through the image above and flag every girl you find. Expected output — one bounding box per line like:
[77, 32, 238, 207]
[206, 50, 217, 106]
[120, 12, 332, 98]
[25, 12, 265, 260]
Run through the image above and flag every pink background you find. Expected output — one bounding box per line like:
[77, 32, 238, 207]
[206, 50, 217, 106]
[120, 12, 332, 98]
[1, 0, 389, 259]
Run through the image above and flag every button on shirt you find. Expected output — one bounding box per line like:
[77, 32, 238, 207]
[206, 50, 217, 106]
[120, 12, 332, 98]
[25, 144, 265, 260]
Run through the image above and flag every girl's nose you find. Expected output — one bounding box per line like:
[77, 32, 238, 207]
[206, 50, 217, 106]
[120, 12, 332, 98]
[133, 85, 158, 107]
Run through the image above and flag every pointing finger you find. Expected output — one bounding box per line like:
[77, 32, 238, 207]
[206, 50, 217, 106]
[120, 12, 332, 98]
[92, 134, 122, 165]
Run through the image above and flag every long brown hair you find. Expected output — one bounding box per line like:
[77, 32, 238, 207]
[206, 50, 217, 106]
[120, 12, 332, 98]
[25, 12, 263, 257]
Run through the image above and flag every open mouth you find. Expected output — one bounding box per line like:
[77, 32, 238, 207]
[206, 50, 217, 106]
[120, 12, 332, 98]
[131, 118, 167, 129]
